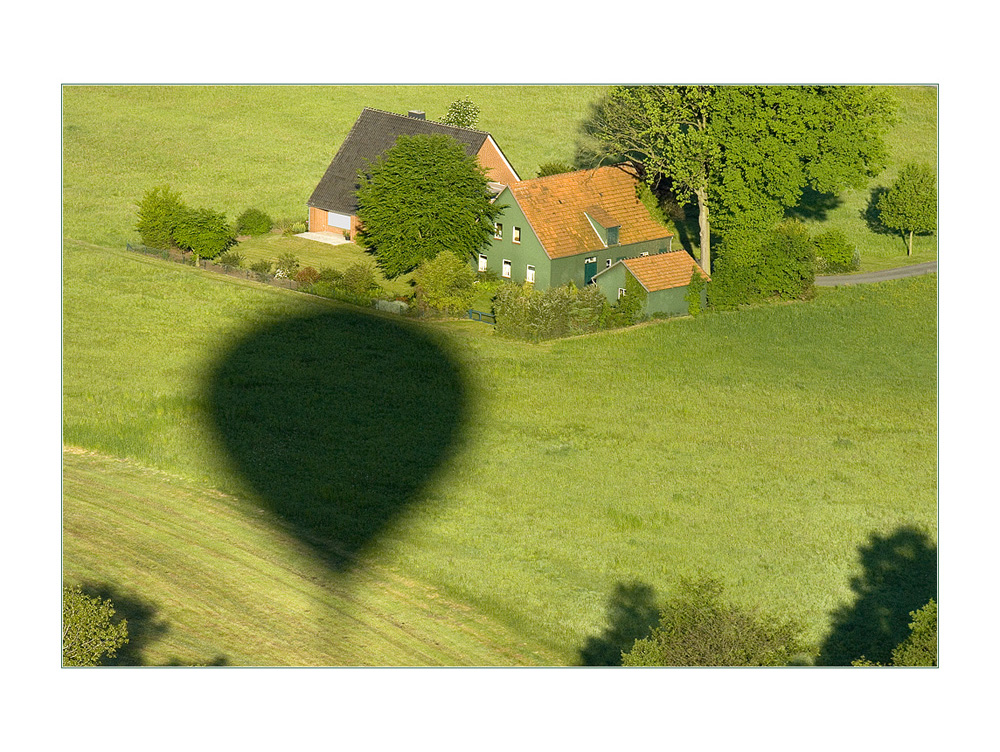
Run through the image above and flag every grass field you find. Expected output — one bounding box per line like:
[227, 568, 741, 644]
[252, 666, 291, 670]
[63, 238, 936, 665]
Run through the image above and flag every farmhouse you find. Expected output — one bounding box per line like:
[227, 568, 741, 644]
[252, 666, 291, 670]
[592, 250, 709, 317]
[482, 165, 687, 295]
[307, 107, 521, 238]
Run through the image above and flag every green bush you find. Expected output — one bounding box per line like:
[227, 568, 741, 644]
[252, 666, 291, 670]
[340, 261, 382, 300]
[684, 266, 708, 316]
[621, 576, 808, 666]
[63, 585, 129, 666]
[413, 251, 476, 315]
[217, 250, 245, 269]
[493, 281, 611, 342]
[249, 259, 272, 282]
[172, 207, 237, 259]
[317, 266, 343, 283]
[275, 253, 300, 280]
[537, 161, 574, 177]
[853, 599, 937, 667]
[814, 229, 860, 273]
[135, 185, 186, 250]
[235, 208, 273, 236]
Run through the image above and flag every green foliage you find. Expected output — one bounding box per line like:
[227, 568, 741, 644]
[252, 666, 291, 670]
[854, 599, 937, 666]
[877, 162, 937, 255]
[62, 585, 129, 666]
[439, 98, 480, 129]
[355, 134, 505, 279]
[537, 161, 574, 177]
[814, 229, 860, 274]
[603, 272, 646, 327]
[621, 577, 807, 666]
[135, 185, 186, 249]
[317, 266, 343, 283]
[173, 207, 238, 259]
[709, 221, 816, 310]
[274, 253, 300, 280]
[339, 261, 382, 299]
[493, 281, 608, 342]
[581, 86, 895, 272]
[217, 250, 245, 269]
[413, 251, 476, 315]
[684, 266, 708, 316]
[235, 208, 273, 236]
[249, 259, 272, 282]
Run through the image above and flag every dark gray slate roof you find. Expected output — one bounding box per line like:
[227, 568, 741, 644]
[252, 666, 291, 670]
[308, 107, 492, 215]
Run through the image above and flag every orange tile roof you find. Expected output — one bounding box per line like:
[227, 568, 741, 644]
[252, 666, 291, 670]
[508, 165, 673, 259]
[621, 251, 710, 292]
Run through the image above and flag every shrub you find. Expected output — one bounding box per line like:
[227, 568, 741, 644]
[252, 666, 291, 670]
[621, 576, 808, 666]
[493, 281, 613, 341]
[340, 261, 382, 299]
[317, 266, 343, 283]
[235, 208, 273, 236]
[172, 207, 237, 259]
[413, 251, 476, 315]
[814, 229, 860, 273]
[853, 599, 937, 667]
[217, 250, 245, 269]
[537, 161, 574, 177]
[684, 266, 708, 316]
[275, 253, 300, 280]
[135, 185, 186, 249]
[63, 585, 129, 666]
[249, 259, 272, 282]
[295, 266, 321, 285]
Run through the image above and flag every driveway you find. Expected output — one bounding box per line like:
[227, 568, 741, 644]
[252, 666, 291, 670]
[815, 261, 937, 287]
[296, 231, 353, 247]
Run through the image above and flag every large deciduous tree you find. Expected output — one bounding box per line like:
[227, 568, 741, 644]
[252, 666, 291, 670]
[581, 86, 896, 274]
[355, 134, 504, 279]
[876, 162, 937, 256]
[439, 97, 480, 129]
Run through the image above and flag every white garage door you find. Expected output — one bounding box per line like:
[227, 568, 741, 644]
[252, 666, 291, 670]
[327, 211, 351, 230]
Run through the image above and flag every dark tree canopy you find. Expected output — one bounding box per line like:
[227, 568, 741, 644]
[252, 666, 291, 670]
[355, 134, 504, 279]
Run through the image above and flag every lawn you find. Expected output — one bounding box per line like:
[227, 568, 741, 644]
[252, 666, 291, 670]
[63, 239, 937, 665]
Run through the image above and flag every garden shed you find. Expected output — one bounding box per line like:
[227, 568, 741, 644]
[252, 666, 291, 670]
[592, 250, 709, 317]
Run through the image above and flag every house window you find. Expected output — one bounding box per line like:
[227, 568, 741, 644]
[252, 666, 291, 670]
[607, 227, 619, 245]
[605, 259, 612, 268]
[502, 259, 512, 278]
[618, 288, 626, 300]
[513, 227, 521, 244]
[640, 251, 649, 257]
[495, 223, 503, 240]
[478, 254, 488, 273]
[526, 265, 535, 284]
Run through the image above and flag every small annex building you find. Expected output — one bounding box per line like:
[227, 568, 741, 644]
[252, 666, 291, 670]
[592, 250, 710, 317]
[482, 165, 676, 291]
[307, 107, 521, 238]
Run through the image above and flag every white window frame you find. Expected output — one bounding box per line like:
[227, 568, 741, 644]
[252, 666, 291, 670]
[640, 251, 650, 257]
[512, 227, 521, 244]
[526, 264, 535, 283]
[478, 254, 488, 272]
[502, 259, 512, 278]
[618, 288, 626, 299]
[494, 223, 503, 240]
[605, 258, 612, 268]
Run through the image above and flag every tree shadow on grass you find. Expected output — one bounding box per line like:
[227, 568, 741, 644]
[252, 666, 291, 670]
[817, 525, 937, 665]
[785, 185, 843, 222]
[207, 308, 467, 573]
[578, 581, 660, 666]
[860, 186, 898, 237]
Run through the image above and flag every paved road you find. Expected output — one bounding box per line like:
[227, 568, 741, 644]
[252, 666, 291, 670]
[815, 261, 937, 287]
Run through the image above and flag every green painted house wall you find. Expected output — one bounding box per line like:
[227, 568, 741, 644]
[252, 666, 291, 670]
[480, 187, 674, 291]
[593, 262, 706, 317]
[593, 263, 629, 305]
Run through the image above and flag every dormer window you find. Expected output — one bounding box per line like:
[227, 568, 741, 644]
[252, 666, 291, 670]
[607, 226, 619, 246]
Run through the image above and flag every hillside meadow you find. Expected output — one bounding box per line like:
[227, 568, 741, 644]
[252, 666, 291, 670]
[63, 239, 936, 665]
